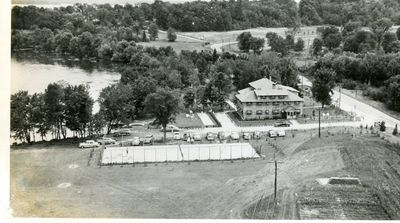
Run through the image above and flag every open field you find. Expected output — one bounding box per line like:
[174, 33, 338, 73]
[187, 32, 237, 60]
[173, 113, 204, 129]
[10, 127, 400, 219]
[138, 31, 210, 52]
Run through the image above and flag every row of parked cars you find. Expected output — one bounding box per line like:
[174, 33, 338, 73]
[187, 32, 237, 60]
[172, 129, 286, 142]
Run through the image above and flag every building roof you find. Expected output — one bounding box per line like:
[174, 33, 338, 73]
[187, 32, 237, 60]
[235, 78, 303, 102]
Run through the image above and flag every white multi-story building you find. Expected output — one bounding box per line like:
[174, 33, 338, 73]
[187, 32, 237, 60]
[234, 78, 304, 120]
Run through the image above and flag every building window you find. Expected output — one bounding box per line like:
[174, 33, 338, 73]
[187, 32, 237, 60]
[278, 96, 285, 99]
[282, 102, 286, 105]
[287, 101, 291, 105]
[273, 102, 280, 105]
[256, 110, 263, 115]
[294, 101, 300, 105]
[273, 110, 280, 114]
[270, 96, 276, 100]
[246, 102, 253, 106]
[257, 102, 263, 106]
[265, 110, 269, 114]
[246, 110, 252, 115]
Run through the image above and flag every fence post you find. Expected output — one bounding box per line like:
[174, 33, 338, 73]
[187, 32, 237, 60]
[155, 148, 158, 166]
[230, 145, 233, 163]
[209, 146, 211, 160]
[144, 148, 146, 167]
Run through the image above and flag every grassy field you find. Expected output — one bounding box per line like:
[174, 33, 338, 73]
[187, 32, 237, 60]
[10, 127, 400, 219]
[138, 31, 210, 52]
[173, 113, 204, 129]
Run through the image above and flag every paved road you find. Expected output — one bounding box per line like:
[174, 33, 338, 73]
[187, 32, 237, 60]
[299, 75, 400, 128]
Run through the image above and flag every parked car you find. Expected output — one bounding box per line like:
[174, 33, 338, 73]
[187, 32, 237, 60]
[183, 131, 194, 140]
[273, 121, 290, 127]
[218, 131, 228, 140]
[277, 130, 286, 137]
[113, 129, 131, 137]
[173, 132, 181, 140]
[268, 130, 278, 138]
[206, 132, 215, 141]
[230, 132, 240, 140]
[243, 132, 252, 140]
[143, 135, 154, 144]
[79, 140, 99, 148]
[96, 137, 116, 145]
[129, 122, 145, 127]
[161, 124, 181, 132]
[253, 131, 261, 139]
[193, 133, 202, 141]
[132, 137, 141, 146]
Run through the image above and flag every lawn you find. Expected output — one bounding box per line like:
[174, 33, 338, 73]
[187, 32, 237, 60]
[172, 113, 204, 129]
[10, 127, 400, 219]
[138, 31, 210, 52]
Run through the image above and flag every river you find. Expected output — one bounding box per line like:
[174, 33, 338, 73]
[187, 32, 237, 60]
[11, 52, 121, 113]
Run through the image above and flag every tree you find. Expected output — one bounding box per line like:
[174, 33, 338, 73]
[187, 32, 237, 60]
[144, 88, 180, 142]
[312, 38, 323, 56]
[11, 91, 32, 143]
[285, 34, 295, 49]
[167, 27, 177, 42]
[294, 38, 305, 52]
[44, 83, 66, 139]
[148, 23, 159, 41]
[54, 31, 73, 54]
[237, 32, 252, 52]
[141, 30, 149, 42]
[183, 88, 195, 109]
[249, 37, 265, 54]
[371, 18, 393, 49]
[64, 84, 94, 137]
[380, 121, 386, 132]
[311, 68, 336, 107]
[382, 32, 398, 53]
[266, 33, 289, 56]
[30, 93, 49, 141]
[98, 84, 136, 134]
[385, 75, 400, 112]
[324, 32, 341, 50]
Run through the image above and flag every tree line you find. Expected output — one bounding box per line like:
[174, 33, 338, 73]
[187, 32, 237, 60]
[299, 0, 400, 27]
[310, 21, 400, 57]
[309, 52, 400, 112]
[12, 1, 298, 33]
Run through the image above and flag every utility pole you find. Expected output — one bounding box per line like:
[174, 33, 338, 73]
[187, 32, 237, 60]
[274, 160, 277, 202]
[318, 107, 321, 138]
[268, 147, 283, 206]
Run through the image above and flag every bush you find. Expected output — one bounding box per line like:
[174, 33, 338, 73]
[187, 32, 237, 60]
[342, 79, 358, 90]
[363, 87, 385, 102]
[380, 121, 386, 132]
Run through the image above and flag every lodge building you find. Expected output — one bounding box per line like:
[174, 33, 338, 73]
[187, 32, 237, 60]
[234, 78, 304, 120]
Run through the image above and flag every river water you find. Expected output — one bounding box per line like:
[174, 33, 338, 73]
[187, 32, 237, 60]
[11, 53, 121, 113]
